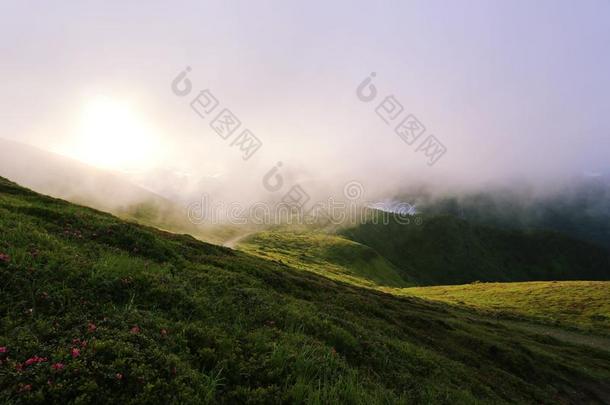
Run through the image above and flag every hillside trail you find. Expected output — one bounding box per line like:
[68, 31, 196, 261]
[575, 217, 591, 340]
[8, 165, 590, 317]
[490, 318, 610, 352]
[223, 232, 256, 249]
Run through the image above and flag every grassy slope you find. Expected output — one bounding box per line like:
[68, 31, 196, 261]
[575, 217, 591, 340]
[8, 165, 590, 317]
[1, 177, 610, 404]
[240, 230, 610, 341]
[340, 213, 610, 285]
[238, 230, 409, 288]
[404, 281, 610, 335]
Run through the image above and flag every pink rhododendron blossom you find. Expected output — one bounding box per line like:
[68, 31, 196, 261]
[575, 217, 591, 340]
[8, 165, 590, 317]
[24, 356, 48, 366]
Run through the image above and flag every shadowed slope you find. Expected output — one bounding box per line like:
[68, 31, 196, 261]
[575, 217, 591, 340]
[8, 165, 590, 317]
[341, 212, 610, 285]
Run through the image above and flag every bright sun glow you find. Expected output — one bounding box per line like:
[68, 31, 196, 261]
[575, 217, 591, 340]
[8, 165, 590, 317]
[67, 97, 162, 171]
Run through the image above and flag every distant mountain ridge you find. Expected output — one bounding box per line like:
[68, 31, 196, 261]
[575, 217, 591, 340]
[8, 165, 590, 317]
[0, 138, 168, 211]
[0, 138, 227, 243]
[341, 211, 610, 285]
[397, 179, 610, 251]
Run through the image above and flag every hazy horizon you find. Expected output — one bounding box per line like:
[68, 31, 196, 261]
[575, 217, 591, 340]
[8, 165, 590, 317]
[2, 0, 609, 205]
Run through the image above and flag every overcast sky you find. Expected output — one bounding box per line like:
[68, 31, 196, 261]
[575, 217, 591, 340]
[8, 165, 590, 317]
[1, 0, 609, 200]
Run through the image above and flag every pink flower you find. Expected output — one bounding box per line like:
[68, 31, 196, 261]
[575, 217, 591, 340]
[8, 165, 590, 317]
[51, 363, 64, 371]
[160, 329, 168, 337]
[0, 253, 10, 263]
[0, 347, 7, 354]
[130, 326, 141, 335]
[88, 323, 97, 333]
[24, 356, 47, 366]
[71, 348, 80, 358]
[115, 373, 123, 380]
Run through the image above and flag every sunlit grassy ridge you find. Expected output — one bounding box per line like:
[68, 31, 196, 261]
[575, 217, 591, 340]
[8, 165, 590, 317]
[403, 281, 610, 335]
[240, 230, 610, 341]
[238, 230, 409, 288]
[1, 177, 610, 403]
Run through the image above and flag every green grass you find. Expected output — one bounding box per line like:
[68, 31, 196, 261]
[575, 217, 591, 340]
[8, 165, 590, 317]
[403, 281, 610, 335]
[238, 230, 409, 288]
[239, 230, 610, 340]
[1, 177, 610, 403]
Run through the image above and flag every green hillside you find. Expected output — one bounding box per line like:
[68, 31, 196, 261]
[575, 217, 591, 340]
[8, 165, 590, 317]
[341, 212, 610, 285]
[404, 281, 610, 335]
[418, 181, 610, 251]
[238, 230, 409, 288]
[1, 177, 610, 403]
[238, 228, 610, 340]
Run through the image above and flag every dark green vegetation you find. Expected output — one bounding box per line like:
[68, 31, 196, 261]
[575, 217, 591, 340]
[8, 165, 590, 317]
[341, 213, 610, 285]
[414, 180, 610, 251]
[1, 177, 610, 404]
